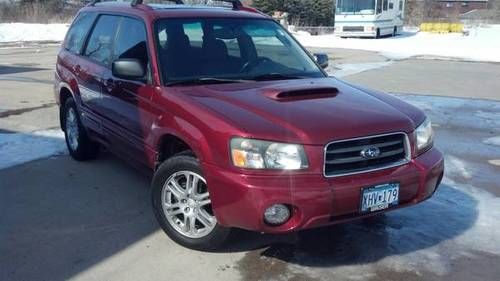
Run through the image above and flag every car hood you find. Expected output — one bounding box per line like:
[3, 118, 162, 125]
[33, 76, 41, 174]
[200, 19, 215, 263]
[175, 77, 423, 145]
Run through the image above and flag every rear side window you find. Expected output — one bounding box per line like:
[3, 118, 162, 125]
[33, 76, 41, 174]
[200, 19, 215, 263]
[84, 15, 120, 66]
[113, 17, 149, 66]
[64, 12, 97, 54]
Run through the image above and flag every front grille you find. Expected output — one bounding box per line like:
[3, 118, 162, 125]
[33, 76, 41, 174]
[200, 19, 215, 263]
[324, 133, 409, 177]
[343, 26, 364, 32]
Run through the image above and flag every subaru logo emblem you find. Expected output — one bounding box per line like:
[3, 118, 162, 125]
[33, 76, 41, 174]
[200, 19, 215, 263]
[360, 146, 380, 159]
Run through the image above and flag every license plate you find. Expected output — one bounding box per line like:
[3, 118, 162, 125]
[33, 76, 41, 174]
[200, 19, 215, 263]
[360, 183, 399, 213]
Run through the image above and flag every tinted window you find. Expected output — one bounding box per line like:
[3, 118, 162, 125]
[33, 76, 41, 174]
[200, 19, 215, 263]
[114, 17, 148, 66]
[64, 12, 96, 54]
[251, 30, 303, 70]
[184, 22, 203, 48]
[155, 18, 323, 83]
[84, 15, 120, 66]
[383, 0, 388, 11]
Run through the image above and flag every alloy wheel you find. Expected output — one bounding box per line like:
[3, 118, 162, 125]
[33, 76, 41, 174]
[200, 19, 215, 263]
[161, 171, 216, 238]
[65, 107, 79, 151]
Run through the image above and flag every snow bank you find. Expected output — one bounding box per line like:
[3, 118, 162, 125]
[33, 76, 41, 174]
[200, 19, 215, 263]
[0, 129, 66, 169]
[295, 25, 500, 62]
[0, 23, 69, 43]
[483, 136, 500, 147]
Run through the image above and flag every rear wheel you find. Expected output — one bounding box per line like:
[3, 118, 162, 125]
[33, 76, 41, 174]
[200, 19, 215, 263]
[152, 154, 230, 250]
[62, 98, 99, 161]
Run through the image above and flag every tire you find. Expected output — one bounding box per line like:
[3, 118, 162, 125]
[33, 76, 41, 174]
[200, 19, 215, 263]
[393, 26, 397, 37]
[62, 98, 99, 161]
[152, 153, 230, 250]
[375, 28, 380, 39]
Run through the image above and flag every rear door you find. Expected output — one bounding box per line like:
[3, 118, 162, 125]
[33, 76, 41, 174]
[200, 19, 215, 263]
[59, 11, 99, 132]
[80, 14, 120, 129]
[100, 16, 157, 165]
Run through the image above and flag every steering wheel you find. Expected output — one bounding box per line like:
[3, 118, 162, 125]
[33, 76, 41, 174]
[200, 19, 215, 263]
[240, 57, 271, 73]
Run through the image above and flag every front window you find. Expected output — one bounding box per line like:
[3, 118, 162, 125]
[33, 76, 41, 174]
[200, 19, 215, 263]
[336, 0, 376, 15]
[154, 18, 324, 85]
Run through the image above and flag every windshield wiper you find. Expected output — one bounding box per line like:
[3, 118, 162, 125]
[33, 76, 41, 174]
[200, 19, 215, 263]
[250, 73, 304, 81]
[166, 77, 250, 86]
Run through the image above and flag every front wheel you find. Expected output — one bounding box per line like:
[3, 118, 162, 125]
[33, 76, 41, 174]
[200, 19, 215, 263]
[151, 154, 230, 250]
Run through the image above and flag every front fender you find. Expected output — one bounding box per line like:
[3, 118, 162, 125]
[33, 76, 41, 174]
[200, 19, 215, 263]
[150, 115, 210, 166]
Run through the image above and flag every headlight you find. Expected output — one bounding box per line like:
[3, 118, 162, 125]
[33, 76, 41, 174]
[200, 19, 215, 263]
[415, 118, 434, 152]
[230, 138, 308, 170]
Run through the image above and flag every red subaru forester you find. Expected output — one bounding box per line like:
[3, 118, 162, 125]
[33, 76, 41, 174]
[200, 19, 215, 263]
[55, 0, 444, 250]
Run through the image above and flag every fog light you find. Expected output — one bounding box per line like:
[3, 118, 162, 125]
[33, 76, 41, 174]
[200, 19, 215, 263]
[264, 204, 290, 225]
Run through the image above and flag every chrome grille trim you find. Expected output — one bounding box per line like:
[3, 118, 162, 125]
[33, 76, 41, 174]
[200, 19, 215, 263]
[323, 132, 411, 178]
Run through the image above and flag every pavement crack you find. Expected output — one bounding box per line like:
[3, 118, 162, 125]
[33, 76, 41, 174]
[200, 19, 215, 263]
[0, 103, 57, 118]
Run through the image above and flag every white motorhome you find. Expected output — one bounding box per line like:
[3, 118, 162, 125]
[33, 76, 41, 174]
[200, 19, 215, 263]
[334, 0, 405, 38]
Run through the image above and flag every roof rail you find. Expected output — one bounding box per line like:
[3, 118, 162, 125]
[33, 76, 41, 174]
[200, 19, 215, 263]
[89, 0, 245, 11]
[88, 0, 100, 6]
[216, 0, 243, 10]
[130, 0, 183, 7]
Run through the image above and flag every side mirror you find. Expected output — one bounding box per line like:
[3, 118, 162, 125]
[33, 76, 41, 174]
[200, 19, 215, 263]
[314, 53, 329, 69]
[112, 59, 146, 80]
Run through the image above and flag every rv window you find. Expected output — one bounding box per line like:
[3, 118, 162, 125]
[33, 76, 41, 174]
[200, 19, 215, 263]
[383, 0, 388, 10]
[389, 2, 394, 9]
[399, 0, 403, 11]
[336, 0, 376, 15]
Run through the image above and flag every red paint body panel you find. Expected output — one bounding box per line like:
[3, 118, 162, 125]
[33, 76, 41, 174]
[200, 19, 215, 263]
[203, 148, 443, 232]
[55, 3, 444, 233]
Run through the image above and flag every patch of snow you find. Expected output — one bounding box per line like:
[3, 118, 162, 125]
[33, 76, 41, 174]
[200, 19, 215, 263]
[445, 155, 472, 180]
[0, 129, 66, 169]
[294, 25, 500, 62]
[488, 159, 500, 166]
[483, 136, 500, 147]
[333, 61, 393, 78]
[0, 23, 69, 43]
[291, 30, 312, 37]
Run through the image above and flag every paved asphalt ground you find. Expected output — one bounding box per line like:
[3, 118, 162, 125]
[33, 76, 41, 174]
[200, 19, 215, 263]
[1, 45, 499, 281]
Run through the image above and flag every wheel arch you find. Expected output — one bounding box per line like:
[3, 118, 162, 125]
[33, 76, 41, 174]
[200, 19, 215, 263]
[156, 133, 193, 166]
[58, 85, 75, 131]
[153, 127, 212, 171]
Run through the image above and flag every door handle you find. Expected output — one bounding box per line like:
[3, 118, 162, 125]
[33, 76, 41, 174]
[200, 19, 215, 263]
[73, 65, 81, 75]
[104, 78, 114, 87]
[103, 78, 116, 92]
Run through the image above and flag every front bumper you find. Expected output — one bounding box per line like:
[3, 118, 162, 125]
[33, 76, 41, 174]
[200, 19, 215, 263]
[203, 147, 444, 233]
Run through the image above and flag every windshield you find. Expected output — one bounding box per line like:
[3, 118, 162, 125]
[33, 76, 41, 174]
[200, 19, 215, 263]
[336, 0, 376, 15]
[154, 18, 324, 85]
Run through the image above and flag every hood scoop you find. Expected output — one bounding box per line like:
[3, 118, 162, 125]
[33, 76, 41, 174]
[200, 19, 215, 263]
[265, 87, 338, 101]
